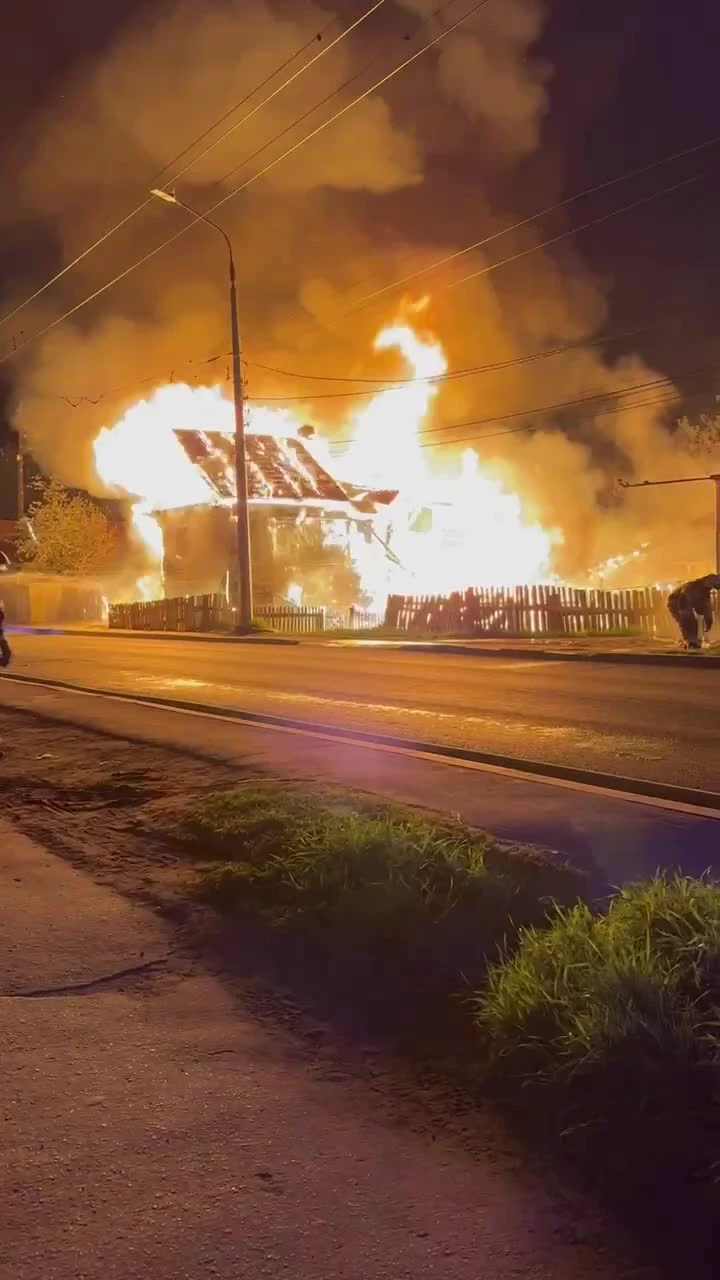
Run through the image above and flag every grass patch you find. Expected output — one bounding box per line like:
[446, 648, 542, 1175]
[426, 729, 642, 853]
[159, 781, 580, 991]
[475, 875, 720, 1235]
[149, 781, 720, 1261]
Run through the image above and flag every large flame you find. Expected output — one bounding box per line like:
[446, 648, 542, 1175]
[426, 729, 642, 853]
[92, 315, 558, 604]
[93, 383, 299, 596]
[332, 321, 556, 603]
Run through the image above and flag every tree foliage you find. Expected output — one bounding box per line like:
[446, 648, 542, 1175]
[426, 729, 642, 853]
[17, 478, 117, 577]
[674, 411, 720, 458]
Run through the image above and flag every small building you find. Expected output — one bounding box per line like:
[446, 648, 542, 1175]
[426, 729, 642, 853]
[155, 429, 397, 606]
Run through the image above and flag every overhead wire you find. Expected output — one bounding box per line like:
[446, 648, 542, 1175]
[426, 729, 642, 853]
[339, 171, 711, 322]
[30, 347, 237, 405]
[401, 393, 685, 452]
[210, 2, 485, 192]
[342, 131, 720, 314]
[439, 172, 708, 298]
[324, 364, 719, 450]
[7, 0, 715, 443]
[34, 301, 720, 406]
[242, 291, 696, 400]
[157, 0, 387, 193]
[0, 0, 384, 334]
[212, 47, 384, 191]
[42, 354, 709, 455]
[32, 382, 689, 461]
[246, 316, 677, 385]
[0, 0, 493, 366]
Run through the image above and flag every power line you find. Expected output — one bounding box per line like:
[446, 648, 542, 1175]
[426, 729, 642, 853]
[247, 333, 684, 401]
[404, 392, 685, 452]
[30, 324, 645, 405]
[211, 3, 483, 192]
[325, 364, 720, 449]
[153, 8, 353, 182]
[193, 1, 495, 229]
[247, 316, 677, 387]
[171, 151, 713, 397]
[214, 45, 386, 192]
[25, 381, 690, 462]
[326, 393, 681, 454]
[244, 314, 683, 400]
[0, 1, 383, 335]
[33, 303, 720, 407]
[160, 0, 387, 191]
[0, 0, 492, 367]
[9, 1, 710, 406]
[441, 172, 707, 297]
[342, 170, 710, 322]
[343, 131, 720, 314]
[31, 347, 236, 405]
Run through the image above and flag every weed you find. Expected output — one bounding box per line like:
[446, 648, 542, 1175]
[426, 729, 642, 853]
[475, 875, 720, 1224]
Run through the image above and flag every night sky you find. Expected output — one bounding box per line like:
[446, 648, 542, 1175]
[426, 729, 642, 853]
[1, 0, 719, 520]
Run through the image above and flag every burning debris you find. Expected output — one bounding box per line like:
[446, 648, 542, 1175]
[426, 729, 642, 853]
[89, 316, 560, 606]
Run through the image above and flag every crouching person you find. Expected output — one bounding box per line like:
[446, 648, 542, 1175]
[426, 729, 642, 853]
[0, 604, 10, 668]
[667, 574, 720, 649]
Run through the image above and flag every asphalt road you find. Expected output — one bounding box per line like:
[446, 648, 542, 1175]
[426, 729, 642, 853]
[6, 632, 720, 792]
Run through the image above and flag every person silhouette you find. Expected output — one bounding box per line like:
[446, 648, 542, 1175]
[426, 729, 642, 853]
[667, 574, 720, 649]
[0, 603, 10, 668]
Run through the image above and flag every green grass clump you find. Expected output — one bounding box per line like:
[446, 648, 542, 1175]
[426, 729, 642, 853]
[475, 875, 720, 1214]
[173, 782, 578, 962]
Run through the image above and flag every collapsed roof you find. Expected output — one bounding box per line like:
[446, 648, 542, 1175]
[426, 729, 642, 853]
[172, 430, 397, 513]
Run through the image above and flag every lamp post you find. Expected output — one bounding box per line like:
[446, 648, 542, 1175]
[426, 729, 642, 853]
[16, 429, 24, 520]
[150, 188, 253, 629]
[619, 473, 720, 575]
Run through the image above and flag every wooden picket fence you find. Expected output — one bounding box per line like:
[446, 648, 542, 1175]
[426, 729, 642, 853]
[109, 594, 232, 633]
[256, 605, 325, 634]
[384, 585, 681, 637]
[110, 585, 708, 639]
[108, 596, 381, 634]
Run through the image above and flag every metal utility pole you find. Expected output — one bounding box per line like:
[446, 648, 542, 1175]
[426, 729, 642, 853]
[619, 473, 720, 575]
[150, 188, 253, 629]
[16, 429, 24, 520]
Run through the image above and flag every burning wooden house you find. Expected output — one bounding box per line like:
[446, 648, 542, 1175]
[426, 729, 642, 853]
[154, 429, 398, 606]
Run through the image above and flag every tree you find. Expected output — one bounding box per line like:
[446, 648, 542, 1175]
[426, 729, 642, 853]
[17, 478, 118, 577]
[674, 412, 720, 458]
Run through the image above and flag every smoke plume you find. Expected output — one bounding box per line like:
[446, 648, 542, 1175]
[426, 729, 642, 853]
[1, 0, 714, 583]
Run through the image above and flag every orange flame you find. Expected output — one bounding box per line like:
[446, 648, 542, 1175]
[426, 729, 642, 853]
[92, 314, 558, 604]
[332, 320, 557, 603]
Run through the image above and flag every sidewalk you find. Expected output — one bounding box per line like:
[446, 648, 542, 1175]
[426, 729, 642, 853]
[0, 821, 652, 1280]
[9, 622, 720, 665]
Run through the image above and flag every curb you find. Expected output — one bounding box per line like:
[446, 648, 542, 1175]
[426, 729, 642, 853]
[5, 626, 67, 636]
[386, 642, 720, 667]
[3, 670, 720, 813]
[104, 630, 301, 647]
[11, 627, 300, 647]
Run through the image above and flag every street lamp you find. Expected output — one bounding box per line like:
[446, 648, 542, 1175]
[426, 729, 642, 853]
[150, 187, 253, 629]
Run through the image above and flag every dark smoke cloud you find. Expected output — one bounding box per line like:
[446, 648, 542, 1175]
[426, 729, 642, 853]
[3, 0, 713, 582]
[398, 0, 551, 159]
